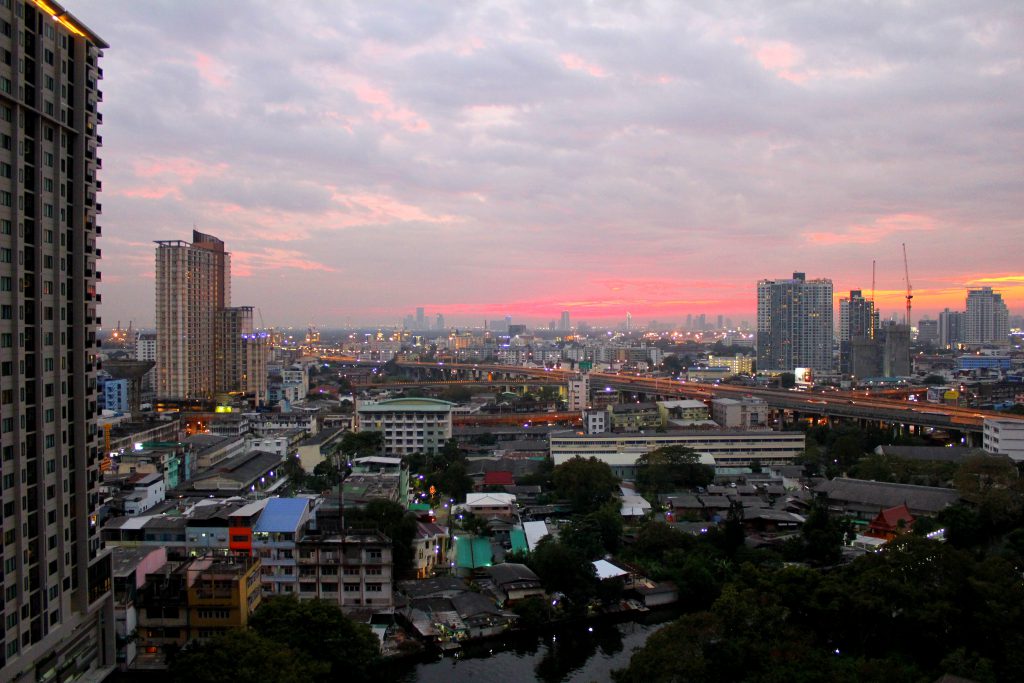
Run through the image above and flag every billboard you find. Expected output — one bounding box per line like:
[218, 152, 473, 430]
[794, 368, 814, 387]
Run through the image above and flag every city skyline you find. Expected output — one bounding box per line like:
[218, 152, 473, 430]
[78, 1, 1023, 327]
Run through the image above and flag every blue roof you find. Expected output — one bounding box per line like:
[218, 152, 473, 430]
[254, 498, 309, 533]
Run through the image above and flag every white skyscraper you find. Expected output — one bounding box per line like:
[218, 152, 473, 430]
[964, 287, 1009, 347]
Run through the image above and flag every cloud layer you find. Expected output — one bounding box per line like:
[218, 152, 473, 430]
[78, 0, 1024, 327]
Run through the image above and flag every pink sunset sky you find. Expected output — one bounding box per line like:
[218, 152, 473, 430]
[77, 1, 1023, 328]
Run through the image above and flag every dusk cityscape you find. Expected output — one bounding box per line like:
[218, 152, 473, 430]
[1, 2, 1023, 683]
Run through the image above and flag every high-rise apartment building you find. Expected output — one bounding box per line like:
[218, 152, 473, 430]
[0, 2, 114, 679]
[938, 308, 964, 349]
[560, 310, 570, 331]
[155, 231, 266, 403]
[757, 272, 834, 373]
[838, 289, 877, 374]
[154, 231, 228, 400]
[964, 287, 1009, 347]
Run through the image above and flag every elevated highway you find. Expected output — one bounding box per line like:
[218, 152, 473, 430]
[377, 361, 1024, 436]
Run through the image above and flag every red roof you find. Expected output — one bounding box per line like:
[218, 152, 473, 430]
[868, 504, 915, 534]
[483, 471, 515, 486]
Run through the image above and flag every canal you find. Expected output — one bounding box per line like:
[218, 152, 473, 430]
[386, 609, 678, 683]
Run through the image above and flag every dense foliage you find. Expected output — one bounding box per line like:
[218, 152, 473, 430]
[615, 534, 1024, 682]
[170, 597, 380, 683]
[552, 456, 620, 513]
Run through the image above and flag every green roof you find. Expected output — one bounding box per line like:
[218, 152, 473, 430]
[409, 503, 432, 512]
[509, 529, 528, 555]
[455, 536, 492, 569]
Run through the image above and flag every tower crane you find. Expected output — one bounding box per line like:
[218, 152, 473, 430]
[902, 243, 913, 326]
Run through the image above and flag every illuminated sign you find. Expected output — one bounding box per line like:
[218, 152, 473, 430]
[794, 368, 814, 387]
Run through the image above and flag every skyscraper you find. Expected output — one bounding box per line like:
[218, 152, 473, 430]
[757, 272, 834, 372]
[415, 306, 425, 329]
[838, 289, 877, 374]
[560, 310, 570, 331]
[964, 287, 1009, 347]
[938, 308, 965, 349]
[155, 231, 229, 400]
[155, 231, 267, 402]
[0, 3, 114, 678]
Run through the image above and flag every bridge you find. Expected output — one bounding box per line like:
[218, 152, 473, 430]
[373, 361, 1024, 438]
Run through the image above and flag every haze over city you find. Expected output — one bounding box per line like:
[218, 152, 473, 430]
[81, 0, 1023, 327]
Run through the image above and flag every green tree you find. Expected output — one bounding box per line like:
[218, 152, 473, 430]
[427, 460, 473, 502]
[779, 372, 796, 388]
[249, 596, 380, 682]
[635, 446, 714, 494]
[528, 538, 598, 612]
[800, 500, 847, 565]
[340, 431, 383, 457]
[344, 500, 418, 577]
[552, 457, 619, 514]
[169, 629, 325, 683]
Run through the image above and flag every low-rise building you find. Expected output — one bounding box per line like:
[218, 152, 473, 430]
[189, 450, 285, 495]
[549, 429, 805, 478]
[296, 529, 394, 616]
[464, 492, 518, 521]
[813, 478, 960, 519]
[983, 418, 1024, 462]
[355, 397, 454, 456]
[413, 522, 451, 578]
[186, 434, 246, 470]
[711, 397, 769, 429]
[296, 426, 346, 472]
[253, 497, 314, 596]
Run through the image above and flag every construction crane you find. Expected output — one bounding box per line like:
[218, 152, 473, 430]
[871, 260, 877, 337]
[902, 243, 913, 326]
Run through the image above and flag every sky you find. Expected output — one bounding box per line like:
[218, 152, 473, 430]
[76, 0, 1023, 328]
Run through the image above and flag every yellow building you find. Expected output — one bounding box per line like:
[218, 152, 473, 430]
[187, 556, 263, 640]
[706, 354, 755, 376]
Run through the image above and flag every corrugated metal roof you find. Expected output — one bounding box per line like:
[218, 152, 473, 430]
[253, 498, 309, 533]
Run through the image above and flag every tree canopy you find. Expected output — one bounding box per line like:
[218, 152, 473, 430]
[635, 446, 714, 494]
[552, 457, 619, 514]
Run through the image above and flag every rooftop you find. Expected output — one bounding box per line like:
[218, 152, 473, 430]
[254, 498, 310, 533]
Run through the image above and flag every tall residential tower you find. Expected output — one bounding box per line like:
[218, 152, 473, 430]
[964, 287, 1009, 347]
[757, 272, 834, 373]
[155, 231, 267, 403]
[0, 2, 114, 679]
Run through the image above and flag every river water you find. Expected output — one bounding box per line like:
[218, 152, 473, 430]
[387, 610, 678, 683]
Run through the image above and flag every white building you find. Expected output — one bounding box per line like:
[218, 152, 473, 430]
[568, 374, 591, 412]
[549, 430, 804, 478]
[757, 272, 834, 372]
[355, 397, 454, 456]
[983, 418, 1024, 462]
[964, 287, 1010, 347]
[711, 397, 770, 429]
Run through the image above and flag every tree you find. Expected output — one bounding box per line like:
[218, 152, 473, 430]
[800, 500, 847, 565]
[922, 374, 946, 385]
[427, 460, 473, 502]
[249, 596, 380, 682]
[552, 457, 619, 514]
[343, 499, 418, 576]
[340, 431, 383, 458]
[169, 629, 325, 683]
[779, 372, 796, 388]
[528, 538, 598, 611]
[635, 446, 714, 494]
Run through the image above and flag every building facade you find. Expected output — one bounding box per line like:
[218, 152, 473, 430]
[155, 231, 269, 404]
[938, 308, 965, 349]
[355, 397, 453, 456]
[838, 289, 877, 374]
[0, 3, 114, 679]
[964, 287, 1009, 347]
[154, 231, 229, 400]
[757, 272, 834, 372]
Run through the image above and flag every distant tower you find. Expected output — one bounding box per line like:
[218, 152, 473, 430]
[964, 287, 1009, 347]
[626, 312, 632, 332]
[416, 307, 425, 329]
[560, 310, 571, 331]
[757, 272, 834, 372]
[435, 313, 445, 331]
[155, 231, 230, 399]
